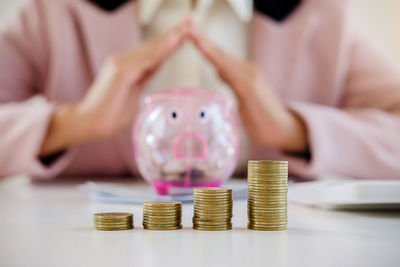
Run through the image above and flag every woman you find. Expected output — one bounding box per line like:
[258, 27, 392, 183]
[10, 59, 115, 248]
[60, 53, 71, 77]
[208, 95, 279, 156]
[0, 0, 399, 179]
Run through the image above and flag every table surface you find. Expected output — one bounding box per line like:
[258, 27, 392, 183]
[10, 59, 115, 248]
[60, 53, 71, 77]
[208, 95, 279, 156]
[1, 176, 399, 267]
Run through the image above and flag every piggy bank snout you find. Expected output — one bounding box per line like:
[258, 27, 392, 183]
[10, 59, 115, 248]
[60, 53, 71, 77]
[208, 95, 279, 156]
[173, 131, 208, 159]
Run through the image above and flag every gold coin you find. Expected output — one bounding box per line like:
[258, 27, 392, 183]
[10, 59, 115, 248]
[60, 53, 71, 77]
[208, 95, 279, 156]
[248, 179, 287, 183]
[193, 225, 232, 231]
[248, 203, 287, 208]
[143, 225, 182, 230]
[248, 166, 288, 170]
[248, 220, 287, 226]
[142, 217, 181, 221]
[247, 195, 287, 200]
[248, 189, 288, 194]
[94, 220, 133, 224]
[248, 170, 288, 174]
[194, 205, 232, 209]
[247, 198, 287, 203]
[248, 214, 287, 219]
[193, 220, 232, 225]
[94, 226, 133, 231]
[248, 208, 287, 213]
[194, 194, 232, 198]
[194, 187, 232, 192]
[194, 192, 232, 195]
[193, 225, 232, 228]
[248, 193, 287, 197]
[94, 212, 133, 219]
[194, 198, 233, 205]
[248, 205, 287, 210]
[143, 207, 182, 211]
[248, 226, 286, 231]
[143, 222, 182, 227]
[248, 181, 287, 186]
[247, 179, 288, 184]
[143, 221, 181, 225]
[194, 209, 232, 214]
[143, 214, 181, 218]
[143, 209, 182, 213]
[193, 217, 232, 221]
[193, 210, 233, 215]
[248, 160, 288, 164]
[194, 196, 232, 200]
[248, 213, 287, 219]
[94, 224, 133, 229]
[143, 211, 181, 215]
[143, 201, 181, 207]
[143, 205, 182, 209]
[93, 217, 133, 221]
[248, 174, 287, 178]
[194, 201, 233, 205]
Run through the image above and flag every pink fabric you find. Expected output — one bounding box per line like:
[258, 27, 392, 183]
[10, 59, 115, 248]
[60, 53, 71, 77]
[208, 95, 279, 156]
[0, 0, 399, 179]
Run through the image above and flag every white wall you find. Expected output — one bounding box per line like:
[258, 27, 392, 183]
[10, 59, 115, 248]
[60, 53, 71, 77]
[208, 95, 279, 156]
[0, 0, 399, 60]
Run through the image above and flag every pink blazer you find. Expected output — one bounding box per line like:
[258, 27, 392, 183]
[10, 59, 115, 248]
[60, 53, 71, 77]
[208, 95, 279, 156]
[1, 0, 400, 179]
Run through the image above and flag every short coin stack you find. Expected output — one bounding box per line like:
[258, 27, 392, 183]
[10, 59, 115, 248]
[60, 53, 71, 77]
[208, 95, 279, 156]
[247, 160, 288, 231]
[193, 187, 233, 231]
[93, 212, 134, 231]
[142, 201, 182, 230]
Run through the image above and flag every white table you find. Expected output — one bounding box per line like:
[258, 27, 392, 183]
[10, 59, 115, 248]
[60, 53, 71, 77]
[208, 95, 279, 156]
[1, 176, 399, 267]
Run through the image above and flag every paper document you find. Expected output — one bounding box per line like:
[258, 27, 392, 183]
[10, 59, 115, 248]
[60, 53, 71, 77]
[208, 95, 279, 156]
[81, 178, 248, 204]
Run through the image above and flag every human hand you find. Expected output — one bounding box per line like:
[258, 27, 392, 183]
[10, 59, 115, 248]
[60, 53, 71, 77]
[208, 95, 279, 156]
[189, 26, 308, 152]
[40, 19, 192, 156]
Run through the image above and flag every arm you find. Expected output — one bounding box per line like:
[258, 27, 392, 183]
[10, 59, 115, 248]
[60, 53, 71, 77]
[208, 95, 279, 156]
[288, 24, 400, 179]
[0, 0, 192, 178]
[189, 19, 400, 179]
[0, 0, 74, 178]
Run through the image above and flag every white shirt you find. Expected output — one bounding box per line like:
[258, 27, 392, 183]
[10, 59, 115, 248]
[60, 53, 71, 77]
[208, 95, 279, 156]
[138, 0, 253, 172]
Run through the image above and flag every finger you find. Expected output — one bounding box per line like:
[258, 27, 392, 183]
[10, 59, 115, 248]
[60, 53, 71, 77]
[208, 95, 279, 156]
[137, 17, 191, 66]
[189, 26, 241, 83]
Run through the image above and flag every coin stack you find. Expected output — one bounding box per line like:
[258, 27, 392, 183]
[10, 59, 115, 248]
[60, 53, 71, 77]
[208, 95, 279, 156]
[247, 160, 288, 231]
[93, 212, 134, 231]
[193, 187, 233, 231]
[142, 201, 182, 230]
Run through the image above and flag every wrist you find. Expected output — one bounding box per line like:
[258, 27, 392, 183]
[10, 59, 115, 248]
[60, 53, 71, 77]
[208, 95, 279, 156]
[276, 111, 308, 153]
[40, 104, 91, 156]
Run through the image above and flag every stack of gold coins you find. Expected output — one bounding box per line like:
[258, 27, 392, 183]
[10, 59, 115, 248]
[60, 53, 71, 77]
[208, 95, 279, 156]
[93, 212, 134, 231]
[142, 201, 182, 230]
[247, 160, 288, 231]
[193, 188, 233, 231]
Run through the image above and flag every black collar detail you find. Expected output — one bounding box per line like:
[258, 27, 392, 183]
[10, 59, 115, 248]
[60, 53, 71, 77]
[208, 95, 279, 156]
[87, 0, 301, 22]
[87, 0, 132, 12]
[254, 0, 302, 22]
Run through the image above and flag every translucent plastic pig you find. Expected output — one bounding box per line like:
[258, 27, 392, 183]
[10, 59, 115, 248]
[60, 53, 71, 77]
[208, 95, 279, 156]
[132, 88, 241, 195]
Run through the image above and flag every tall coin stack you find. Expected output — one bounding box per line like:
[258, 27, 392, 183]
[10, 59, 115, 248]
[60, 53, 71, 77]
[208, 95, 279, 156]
[93, 212, 134, 231]
[193, 188, 233, 231]
[142, 201, 182, 230]
[247, 160, 288, 231]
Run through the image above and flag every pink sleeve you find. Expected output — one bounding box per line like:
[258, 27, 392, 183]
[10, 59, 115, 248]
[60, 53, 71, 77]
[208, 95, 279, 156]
[288, 23, 400, 179]
[0, 0, 74, 179]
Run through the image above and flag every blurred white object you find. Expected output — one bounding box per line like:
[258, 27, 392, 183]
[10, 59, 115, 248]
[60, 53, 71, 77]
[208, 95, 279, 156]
[81, 178, 247, 204]
[288, 175, 400, 210]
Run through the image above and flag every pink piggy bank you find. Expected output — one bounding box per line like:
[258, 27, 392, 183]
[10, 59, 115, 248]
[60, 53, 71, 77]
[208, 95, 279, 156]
[132, 88, 241, 195]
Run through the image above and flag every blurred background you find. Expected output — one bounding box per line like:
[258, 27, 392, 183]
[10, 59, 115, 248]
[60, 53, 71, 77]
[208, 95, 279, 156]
[1, 0, 400, 61]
